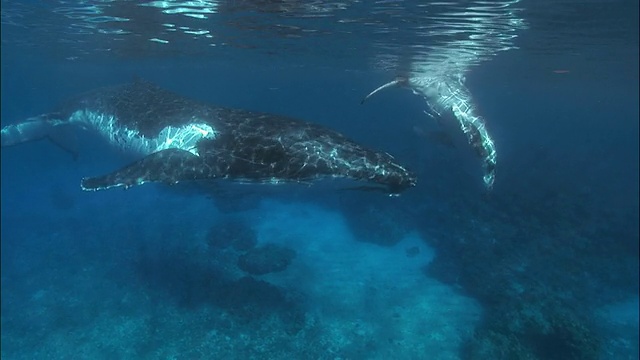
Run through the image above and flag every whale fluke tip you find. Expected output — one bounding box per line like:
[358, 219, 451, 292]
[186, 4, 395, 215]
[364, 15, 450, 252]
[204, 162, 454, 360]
[360, 77, 408, 105]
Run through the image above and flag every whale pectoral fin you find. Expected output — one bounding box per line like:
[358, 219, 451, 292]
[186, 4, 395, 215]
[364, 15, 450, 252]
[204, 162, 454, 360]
[81, 149, 214, 191]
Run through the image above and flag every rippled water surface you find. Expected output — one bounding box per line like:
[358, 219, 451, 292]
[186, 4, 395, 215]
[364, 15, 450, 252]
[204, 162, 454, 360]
[3, 0, 636, 69]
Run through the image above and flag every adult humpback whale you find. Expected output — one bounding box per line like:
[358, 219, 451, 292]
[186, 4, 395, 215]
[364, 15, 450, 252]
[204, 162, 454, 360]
[1, 80, 416, 194]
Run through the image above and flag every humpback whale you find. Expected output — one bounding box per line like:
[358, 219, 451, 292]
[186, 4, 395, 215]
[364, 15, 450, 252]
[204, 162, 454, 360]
[362, 76, 496, 189]
[1, 80, 416, 195]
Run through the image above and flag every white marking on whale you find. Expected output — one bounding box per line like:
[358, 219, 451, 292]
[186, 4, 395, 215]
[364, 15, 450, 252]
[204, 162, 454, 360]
[68, 109, 217, 156]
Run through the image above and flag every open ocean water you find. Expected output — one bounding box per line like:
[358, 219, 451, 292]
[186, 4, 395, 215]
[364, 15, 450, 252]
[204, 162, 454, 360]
[1, 1, 638, 359]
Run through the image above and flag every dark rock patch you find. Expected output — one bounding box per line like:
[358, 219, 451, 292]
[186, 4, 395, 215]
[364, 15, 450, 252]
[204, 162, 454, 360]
[237, 243, 296, 275]
[405, 246, 420, 258]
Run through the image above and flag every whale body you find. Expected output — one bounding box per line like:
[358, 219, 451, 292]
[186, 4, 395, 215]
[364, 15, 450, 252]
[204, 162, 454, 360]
[362, 76, 496, 189]
[1, 80, 416, 195]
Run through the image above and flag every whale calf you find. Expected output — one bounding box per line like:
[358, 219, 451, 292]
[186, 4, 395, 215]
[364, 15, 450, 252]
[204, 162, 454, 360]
[362, 76, 496, 189]
[1, 80, 416, 195]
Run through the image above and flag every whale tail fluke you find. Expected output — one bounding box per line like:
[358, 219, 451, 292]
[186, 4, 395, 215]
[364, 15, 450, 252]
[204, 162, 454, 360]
[2, 114, 79, 160]
[2, 115, 55, 147]
[360, 77, 408, 104]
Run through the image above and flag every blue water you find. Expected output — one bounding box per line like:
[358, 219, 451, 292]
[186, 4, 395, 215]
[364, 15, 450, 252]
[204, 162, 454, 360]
[1, 1, 638, 359]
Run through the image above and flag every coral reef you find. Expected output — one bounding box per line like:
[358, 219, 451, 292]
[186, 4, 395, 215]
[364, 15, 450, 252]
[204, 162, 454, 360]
[418, 185, 638, 360]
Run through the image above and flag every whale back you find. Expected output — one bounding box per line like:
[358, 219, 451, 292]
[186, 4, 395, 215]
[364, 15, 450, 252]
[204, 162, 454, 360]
[58, 80, 218, 138]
